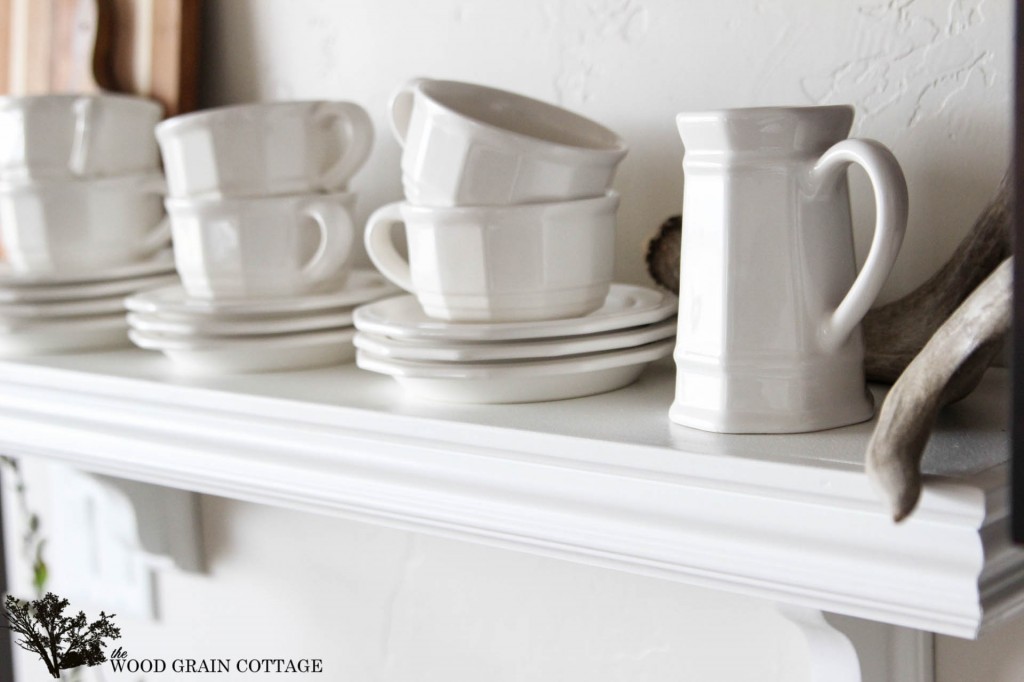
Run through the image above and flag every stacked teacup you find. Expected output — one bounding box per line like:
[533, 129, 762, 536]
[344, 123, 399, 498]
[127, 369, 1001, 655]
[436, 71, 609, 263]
[127, 100, 388, 374]
[356, 79, 677, 402]
[0, 93, 176, 355]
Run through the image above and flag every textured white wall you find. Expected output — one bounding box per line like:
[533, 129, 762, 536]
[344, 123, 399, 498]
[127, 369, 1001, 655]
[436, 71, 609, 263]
[201, 0, 1011, 302]
[4, 1, 1017, 680]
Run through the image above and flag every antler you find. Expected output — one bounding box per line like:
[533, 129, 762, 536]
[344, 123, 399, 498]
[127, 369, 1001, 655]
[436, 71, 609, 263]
[865, 258, 1012, 521]
[862, 172, 1011, 384]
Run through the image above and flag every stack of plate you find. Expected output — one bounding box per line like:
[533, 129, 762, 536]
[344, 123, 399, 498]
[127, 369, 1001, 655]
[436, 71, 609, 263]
[353, 283, 677, 403]
[125, 269, 397, 374]
[0, 250, 177, 356]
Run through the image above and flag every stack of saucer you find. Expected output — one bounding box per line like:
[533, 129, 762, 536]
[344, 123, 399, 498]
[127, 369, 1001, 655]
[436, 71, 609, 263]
[0, 93, 172, 356]
[353, 284, 677, 403]
[126, 270, 396, 374]
[127, 100, 379, 374]
[358, 79, 670, 402]
[0, 251, 177, 356]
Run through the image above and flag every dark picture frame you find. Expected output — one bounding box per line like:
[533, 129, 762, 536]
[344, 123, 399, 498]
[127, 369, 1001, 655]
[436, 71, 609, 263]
[1013, 0, 1023, 544]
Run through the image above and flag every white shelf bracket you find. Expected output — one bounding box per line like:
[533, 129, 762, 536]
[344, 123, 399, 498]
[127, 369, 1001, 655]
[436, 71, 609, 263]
[777, 604, 936, 682]
[47, 464, 204, 619]
[778, 604, 862, 682]
[91, 473, 204, 573]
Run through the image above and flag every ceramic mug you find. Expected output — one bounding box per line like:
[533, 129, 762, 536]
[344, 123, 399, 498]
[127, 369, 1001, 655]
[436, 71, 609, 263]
[0, 174, 169, 274]
[670, 105, 908, 434]
[166, 192, 356, 299]
[389, 78, 628, 206]
[364, 192, 618, 321]
[0, 93, 163, 180]
[156, 101, 374, 198]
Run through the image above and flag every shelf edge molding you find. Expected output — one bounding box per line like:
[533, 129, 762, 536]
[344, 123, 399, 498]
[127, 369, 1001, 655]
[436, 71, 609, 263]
[0, 360, 1019, 639]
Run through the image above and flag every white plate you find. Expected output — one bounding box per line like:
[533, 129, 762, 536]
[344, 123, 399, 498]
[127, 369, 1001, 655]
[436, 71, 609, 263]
[0, 249, 175, 287]
[129, 328, 357, 374]
[0, 314, 129, 356]
[0, 274, 179, 303]
[353, 317, 676, 362]
[127, 310, 354, 337]
[125, 270, 398, 318]
[0, 294, 127, 319]
[353, 284, 677, 341]
[356, 338, 674, 404]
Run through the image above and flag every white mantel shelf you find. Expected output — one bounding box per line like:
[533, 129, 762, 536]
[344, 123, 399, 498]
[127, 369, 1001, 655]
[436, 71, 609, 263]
[0, 350, 1018, 639]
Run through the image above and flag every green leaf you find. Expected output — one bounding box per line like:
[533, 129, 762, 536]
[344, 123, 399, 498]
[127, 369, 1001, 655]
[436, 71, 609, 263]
[33, 560, 48, 595]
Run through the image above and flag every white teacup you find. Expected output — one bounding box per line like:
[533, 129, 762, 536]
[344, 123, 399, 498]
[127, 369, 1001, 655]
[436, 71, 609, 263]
[0, 93, 163, 180]
[364, 192, 618, 321]
[166, 192, 357, 299]
[389, 78, 627, 207]
[0, 174, 169, 274]
[157, 101, 374, 199]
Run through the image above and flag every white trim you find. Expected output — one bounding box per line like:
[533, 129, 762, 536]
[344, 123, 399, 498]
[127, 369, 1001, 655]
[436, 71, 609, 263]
[0, 352, 1018, 638]
[779, 606, 862, 682]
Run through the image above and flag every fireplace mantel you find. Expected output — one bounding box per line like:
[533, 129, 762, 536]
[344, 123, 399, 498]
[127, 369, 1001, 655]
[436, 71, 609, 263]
[0, 350, 1018, 645]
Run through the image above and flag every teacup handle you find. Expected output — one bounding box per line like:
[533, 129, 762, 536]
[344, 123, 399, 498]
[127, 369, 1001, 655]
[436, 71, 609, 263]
[299, 198, 355, 287]
[311, 102, 374, 191]
[69, 97, 96, 176]
[811, 138, 908, 352]
[363, 202, 414, 292]
[387, 77, 428, 147]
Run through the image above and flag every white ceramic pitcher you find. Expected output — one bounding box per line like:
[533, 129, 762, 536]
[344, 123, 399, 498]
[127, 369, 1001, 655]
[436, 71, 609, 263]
[670, 105, 908, 433]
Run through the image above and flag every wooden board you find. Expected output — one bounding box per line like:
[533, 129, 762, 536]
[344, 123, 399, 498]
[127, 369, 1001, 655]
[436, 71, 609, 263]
[0, 0, 201, 116]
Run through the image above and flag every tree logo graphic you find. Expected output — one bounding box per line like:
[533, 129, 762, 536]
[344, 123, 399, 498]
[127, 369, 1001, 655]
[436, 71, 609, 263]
[2, 592, 121, 678]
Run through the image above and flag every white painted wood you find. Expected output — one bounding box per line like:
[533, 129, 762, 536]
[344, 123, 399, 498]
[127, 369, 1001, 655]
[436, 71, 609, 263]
[44, 464, 203, 619]
[92, 474, 203, 573]
[826, 612, 935, 682]
[779, 606, 862, 682]
[48, 464, 156, 619]
[889, 627, 935, 682]
[0, 351, 1017, 639]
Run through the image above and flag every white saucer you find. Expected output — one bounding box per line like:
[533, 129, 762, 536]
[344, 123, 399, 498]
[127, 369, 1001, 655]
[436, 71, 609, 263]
[0, 273, 179, 303]
[127, 310, 355, 337]
[129, 328, 357, 374]
[0, 314, 129, 356]
[0, 250, 175, 287]
[0, 294, 127, 319]
[125, 270, 398, 318]
[356, 338, 674, 403]
[353, 284, 677, 342]
[353, 317, 676, 362]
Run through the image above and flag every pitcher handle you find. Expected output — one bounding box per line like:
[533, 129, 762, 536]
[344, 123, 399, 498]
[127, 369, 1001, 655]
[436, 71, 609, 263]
[811, 138, 908, 353]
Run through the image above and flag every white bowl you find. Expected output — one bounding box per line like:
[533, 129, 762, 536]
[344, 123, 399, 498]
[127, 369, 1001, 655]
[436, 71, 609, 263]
[352, 284, 677, 342]
[356, 338, 673, 404]
[390, 78, 626, 206]
[0, 314, 129, 356]
[125, 270, 397, 319]
[156, 100, 373, 198]
[0, 173, 168, 274]
[364, 193, 618, 322]
[0, 93, 162, 180]
[352, 317, 676, 362]
[129, 328, 356, 374]
[127, 309, 354, 337]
